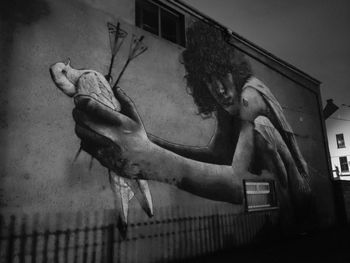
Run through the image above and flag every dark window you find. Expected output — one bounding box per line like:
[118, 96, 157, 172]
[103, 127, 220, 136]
[244, 180, 277, 211]
[137, 0, 159, 35]
[339, 156, 349, 172]
[336, 133, 345, 148]
[136, 0, 185, 46]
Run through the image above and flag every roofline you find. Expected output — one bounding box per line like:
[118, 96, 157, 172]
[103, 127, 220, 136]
[169, 0, 321, 87]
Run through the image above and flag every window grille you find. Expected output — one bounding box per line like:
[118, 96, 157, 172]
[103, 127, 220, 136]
[136, 0, 186, 46]
[244, 181, 277, 211]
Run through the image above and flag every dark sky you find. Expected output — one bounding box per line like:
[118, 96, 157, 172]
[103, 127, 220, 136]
[185, 0, 350, 107]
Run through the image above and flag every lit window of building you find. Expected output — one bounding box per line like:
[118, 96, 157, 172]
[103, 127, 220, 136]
[339, 156, 349, 173]
[336, 133, 345, 148]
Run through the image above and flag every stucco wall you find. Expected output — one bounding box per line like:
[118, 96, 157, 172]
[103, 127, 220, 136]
[0, 0, 221, 216]
[0, 0, 336, 229]
[1, 0, 119, 213]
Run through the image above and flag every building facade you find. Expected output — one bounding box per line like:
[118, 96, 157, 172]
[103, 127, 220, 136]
[0, 0, 338, 261]
[326, 106, 350, 179]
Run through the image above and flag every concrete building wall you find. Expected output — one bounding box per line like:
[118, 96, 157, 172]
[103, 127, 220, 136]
[0, 0, 336, 242]
[0, 0, 220, 216]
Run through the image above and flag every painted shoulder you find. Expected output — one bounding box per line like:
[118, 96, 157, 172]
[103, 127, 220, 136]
[242, 77, 280, 108]
[243, 77, 293, 134]
[239, 80, 268, 122]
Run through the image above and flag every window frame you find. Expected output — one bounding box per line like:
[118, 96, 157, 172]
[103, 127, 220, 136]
[243, 179, 278, 212]
[336, 133, 345, 148]
[339, 156, 349, 173]
[135, 0, 186, 47]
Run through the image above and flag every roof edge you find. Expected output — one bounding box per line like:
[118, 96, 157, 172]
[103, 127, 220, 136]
[169, 0, 321, 87]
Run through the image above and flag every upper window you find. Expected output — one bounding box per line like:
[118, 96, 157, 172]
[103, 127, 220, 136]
[136, 0, 186, 46]
[339, 156, 349, 173]
[244, 180, 277, 211]
[336, 133, 345, 148]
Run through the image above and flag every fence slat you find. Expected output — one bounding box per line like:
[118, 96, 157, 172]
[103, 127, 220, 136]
[82, 212, 90, 263]
[192, 214, 198, 257]
[63, 229, 70, 263]
[90, 211, 98, 263]
[0, 215, 5, 262]
[74, 212, 82, 263]
[42, 231, 48, 263]
[173, 206, 179, 262]
[106, 223, 114, 263]
[54, 213, 62, 263]
[178, 205, 184, 260]
[166, 206, 173, 261]
[6, 215, 15, 263]
[207, 206, 213, 253]
[0, 205, 281, 263]
[157, 206, 164, 263]
[212, 205, 217, 252]
[19, 215, 27, 263]
[183, 207, 190, 259]
[31, 213, 39, 263]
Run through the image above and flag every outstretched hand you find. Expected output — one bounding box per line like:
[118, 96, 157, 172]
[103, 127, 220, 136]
[72, 88, 149, 178]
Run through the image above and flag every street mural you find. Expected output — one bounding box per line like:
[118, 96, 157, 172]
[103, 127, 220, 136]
[50, 20, 313, 232]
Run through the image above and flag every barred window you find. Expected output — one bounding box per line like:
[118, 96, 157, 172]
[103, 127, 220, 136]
[244, 181, 277, 211]
[136, 0, 186, 46]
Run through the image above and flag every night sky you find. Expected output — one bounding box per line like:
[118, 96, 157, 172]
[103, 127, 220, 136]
[185, 0, 350, 107]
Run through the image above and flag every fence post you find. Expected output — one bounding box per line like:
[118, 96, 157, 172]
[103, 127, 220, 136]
[54, 213, 63, 263]
[63, 228, 70, 263]
[43, 228, 50, 262]
[6, 215, 16, 263]
[0, 215, 4, 261]
[19, 214, 29, 263]
[91, 211, 98, 263]
[82, 212, 90, 263]
[74, 211, 83, 263]
[106, 223, 115, 263]
[31, 213, 39, 263]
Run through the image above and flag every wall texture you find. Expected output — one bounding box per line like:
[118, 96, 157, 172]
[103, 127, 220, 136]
[0, 0, 336, 251]
[0, 0, 220, 216]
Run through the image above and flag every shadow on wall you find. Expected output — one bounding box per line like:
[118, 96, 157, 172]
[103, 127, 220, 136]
[0, 0, 50, 67]
[0, 0, 51, 169]
[0, 0, 50, 25]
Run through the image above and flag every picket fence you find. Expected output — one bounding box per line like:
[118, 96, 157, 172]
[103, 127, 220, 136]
[0, 204, 279, 263]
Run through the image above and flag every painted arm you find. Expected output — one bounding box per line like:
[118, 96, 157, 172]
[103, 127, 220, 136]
[148, 107, 236, 165]
[73, 89, 245, 204]
[240, 86, 313, 218]
[147, 134, 214, 162]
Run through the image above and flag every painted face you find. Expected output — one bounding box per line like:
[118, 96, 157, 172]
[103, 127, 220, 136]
[207, 73, 239, 115]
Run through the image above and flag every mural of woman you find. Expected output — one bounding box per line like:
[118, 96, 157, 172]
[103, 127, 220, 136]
[72, 21, 313, 224]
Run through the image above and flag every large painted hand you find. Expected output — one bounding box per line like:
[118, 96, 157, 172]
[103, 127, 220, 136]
[72, 89, 150, 179]
[73, 89, 244, 204]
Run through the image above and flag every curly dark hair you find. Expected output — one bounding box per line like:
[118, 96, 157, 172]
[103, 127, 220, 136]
[182, 21, 252, 116]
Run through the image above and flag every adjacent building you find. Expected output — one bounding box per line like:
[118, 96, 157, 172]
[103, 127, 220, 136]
[326, 105, 350, 179]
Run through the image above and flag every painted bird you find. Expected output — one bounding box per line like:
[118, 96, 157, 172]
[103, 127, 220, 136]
[50, 59, 153, 234]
